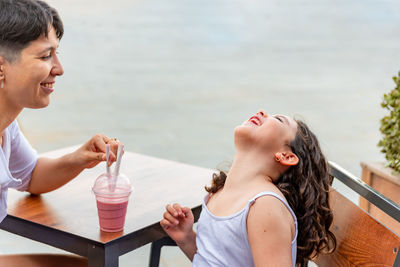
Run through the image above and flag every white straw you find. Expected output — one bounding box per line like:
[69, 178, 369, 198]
[105, 144, 111, 176]
[114, 143, 124, 177]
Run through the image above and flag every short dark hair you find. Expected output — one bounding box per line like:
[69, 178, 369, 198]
[0, 0, 64, 62]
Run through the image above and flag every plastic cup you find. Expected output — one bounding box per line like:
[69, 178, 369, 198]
[92, 173, 132, 232]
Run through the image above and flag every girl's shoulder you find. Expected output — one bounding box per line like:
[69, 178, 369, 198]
[249, 183, 287, 202]
[247, 186, 296, 228]
[247, 190, 297, 241]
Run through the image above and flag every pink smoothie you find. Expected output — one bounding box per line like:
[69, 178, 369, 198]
[96, 200, 128, 232]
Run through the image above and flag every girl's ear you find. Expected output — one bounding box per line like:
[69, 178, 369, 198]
[275, 152, 299, 166]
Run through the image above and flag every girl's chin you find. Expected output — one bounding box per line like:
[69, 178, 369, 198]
[235, 123, 256, 133]
[234, 125, 253, 142]
[234, 125, 247, 135]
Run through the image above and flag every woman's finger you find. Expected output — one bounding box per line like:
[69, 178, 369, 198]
[104, 136, 122, 163]
[85, 151, 106, 162]
[91, 134, 107, 152]
[91, 134, 119, 162]
[109, 142, 119, 161]
[101, 134, 112, 144]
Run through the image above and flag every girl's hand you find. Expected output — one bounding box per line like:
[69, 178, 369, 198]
[71, 134, 121, 169]
[160, 203, 194, 245]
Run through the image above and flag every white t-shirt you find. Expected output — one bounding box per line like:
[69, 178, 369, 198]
[0, 120, 38, 222]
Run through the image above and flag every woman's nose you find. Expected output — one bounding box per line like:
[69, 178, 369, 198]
[257, 110, 267, 118]
[51, 55, 64, 76]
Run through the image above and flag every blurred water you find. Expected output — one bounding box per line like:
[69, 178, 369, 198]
[19, 0, 400, 177]
[3, 0, 400, 265]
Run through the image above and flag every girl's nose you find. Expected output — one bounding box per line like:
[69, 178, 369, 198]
[257, 110, 267, 118]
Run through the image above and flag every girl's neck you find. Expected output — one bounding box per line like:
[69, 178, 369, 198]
[223, 151, 276, 190]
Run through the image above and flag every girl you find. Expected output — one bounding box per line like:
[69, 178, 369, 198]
[161, 110, 336, 266]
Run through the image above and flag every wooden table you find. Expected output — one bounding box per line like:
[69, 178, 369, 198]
[0, 146, 214, 267]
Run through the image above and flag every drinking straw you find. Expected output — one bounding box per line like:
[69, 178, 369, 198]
[114, 143, 124, 177]
[105, 144, 111, 176]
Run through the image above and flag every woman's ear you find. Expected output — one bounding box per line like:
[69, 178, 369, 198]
[275, 152, 299, 166]
[0, 59, 4, 89]
[0, 56, 5, 76]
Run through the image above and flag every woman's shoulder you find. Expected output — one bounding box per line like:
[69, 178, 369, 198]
[3, 120, 19, 136]
[8, 120, 21, 138]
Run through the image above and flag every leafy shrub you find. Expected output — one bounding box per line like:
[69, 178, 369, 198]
[378, 71, 400, 172]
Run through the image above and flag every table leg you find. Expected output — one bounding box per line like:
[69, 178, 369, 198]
[149, 237, 177, 267]
[87, 243, 119, 267]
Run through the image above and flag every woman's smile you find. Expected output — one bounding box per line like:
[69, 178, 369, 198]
[40, 82, 55, 94]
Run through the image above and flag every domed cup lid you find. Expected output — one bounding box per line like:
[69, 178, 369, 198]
[92, 172, 132, 198]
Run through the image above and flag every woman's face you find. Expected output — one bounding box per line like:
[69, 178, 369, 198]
[1, 27, 64, 110]
[234, 110, 298, 154]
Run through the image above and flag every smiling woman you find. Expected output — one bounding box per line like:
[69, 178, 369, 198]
[0, 0, 64, 110]
[0, 1, 121, 264]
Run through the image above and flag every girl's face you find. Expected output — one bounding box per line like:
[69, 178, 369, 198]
[234, 110, 298, 154]
[1, 27, 64, 110]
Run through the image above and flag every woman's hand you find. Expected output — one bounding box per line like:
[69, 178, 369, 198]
[28, 134, 122, 195]
[160, 203, 195, 245]
[71, 134, 121, 169]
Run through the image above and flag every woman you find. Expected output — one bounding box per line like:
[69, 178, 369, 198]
[161, 110, 336, 266]
[0, 0, 119, 225]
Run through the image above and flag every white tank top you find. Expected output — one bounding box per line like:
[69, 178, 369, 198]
[193, 191, 298, 267]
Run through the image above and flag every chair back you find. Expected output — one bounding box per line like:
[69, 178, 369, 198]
[315, 162, 400, 267]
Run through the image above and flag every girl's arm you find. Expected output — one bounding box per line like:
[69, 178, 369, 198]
[247, 196, 294, 267]
[176, 230, 197, 261]
[160, 204, 197, 261]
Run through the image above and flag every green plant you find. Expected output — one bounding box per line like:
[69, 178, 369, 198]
[378, 71, 400, 172]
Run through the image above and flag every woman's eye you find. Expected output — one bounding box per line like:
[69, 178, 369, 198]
[41, 54, 52, 60]
[275, 116, 283, 122]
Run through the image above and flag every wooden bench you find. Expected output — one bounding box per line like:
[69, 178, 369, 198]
[148, 162, 400, 267]
[0, 254, 88, 267]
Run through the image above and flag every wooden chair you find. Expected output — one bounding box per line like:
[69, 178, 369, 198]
[314, 162, 400, 266]
[0, 253, 88, 267]
[148, 162, 400, 267]
[315, 190, 400, 266]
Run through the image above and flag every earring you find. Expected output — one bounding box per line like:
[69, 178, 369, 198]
[275, 155, 284, 162]
[0, 80, 3, 89]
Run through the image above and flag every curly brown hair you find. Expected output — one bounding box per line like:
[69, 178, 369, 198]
[205, 120, 336, 266]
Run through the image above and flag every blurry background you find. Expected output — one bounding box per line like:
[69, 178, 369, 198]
[2, 0, 400, 266]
